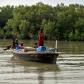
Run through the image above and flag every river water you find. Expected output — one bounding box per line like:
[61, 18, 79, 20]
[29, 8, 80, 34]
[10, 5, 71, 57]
[0, 40, 84, 84]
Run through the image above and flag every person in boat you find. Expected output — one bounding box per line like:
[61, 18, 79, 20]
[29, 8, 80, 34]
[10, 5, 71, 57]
[3, 33, 20, 50]
[12, 32, 19, 49]
[18, 42, 24, 49]
[15, 39, 19, 46]
[3, 35, 18, 50]
[11, 38, 19, 49]
[38, 28, 44, 46]
[36, 28, 46, 52]
[15, 42, 24, 50]
[11, 33, 18, 49]
[12, 40, 16, 49]
[4, 39, 19, 50]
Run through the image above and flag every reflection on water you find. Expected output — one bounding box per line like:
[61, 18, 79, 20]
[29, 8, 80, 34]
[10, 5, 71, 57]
[0, 52, 60, 84]
[56, 54, 84, 84]
[0, 52, 84, 84]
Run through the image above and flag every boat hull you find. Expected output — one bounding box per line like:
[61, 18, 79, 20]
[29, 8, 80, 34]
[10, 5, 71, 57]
[13, 51, 59, 64]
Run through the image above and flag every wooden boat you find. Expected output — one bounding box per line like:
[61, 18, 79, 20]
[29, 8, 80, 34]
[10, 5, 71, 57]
[13, 50, 59, 64]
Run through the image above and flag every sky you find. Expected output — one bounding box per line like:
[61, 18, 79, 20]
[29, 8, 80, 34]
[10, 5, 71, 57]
[0, 0, 84, 7]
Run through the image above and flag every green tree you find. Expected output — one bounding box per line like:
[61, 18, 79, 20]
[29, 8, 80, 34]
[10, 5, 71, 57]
[19, 20, 30, 38]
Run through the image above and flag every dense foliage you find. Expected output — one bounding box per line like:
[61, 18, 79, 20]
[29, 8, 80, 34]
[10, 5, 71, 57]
[0, 3, 84, 41]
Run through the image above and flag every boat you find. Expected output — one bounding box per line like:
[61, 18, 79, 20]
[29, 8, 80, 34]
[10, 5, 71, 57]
[13, 49, 60, 64]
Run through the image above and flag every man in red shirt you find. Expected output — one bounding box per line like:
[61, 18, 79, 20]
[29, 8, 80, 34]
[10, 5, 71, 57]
[36, 28, 46, 52]
[38, 28, 44, 46]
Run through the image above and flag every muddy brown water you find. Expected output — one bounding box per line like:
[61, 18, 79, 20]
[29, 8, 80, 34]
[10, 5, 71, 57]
[0, 40, 84, 84]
